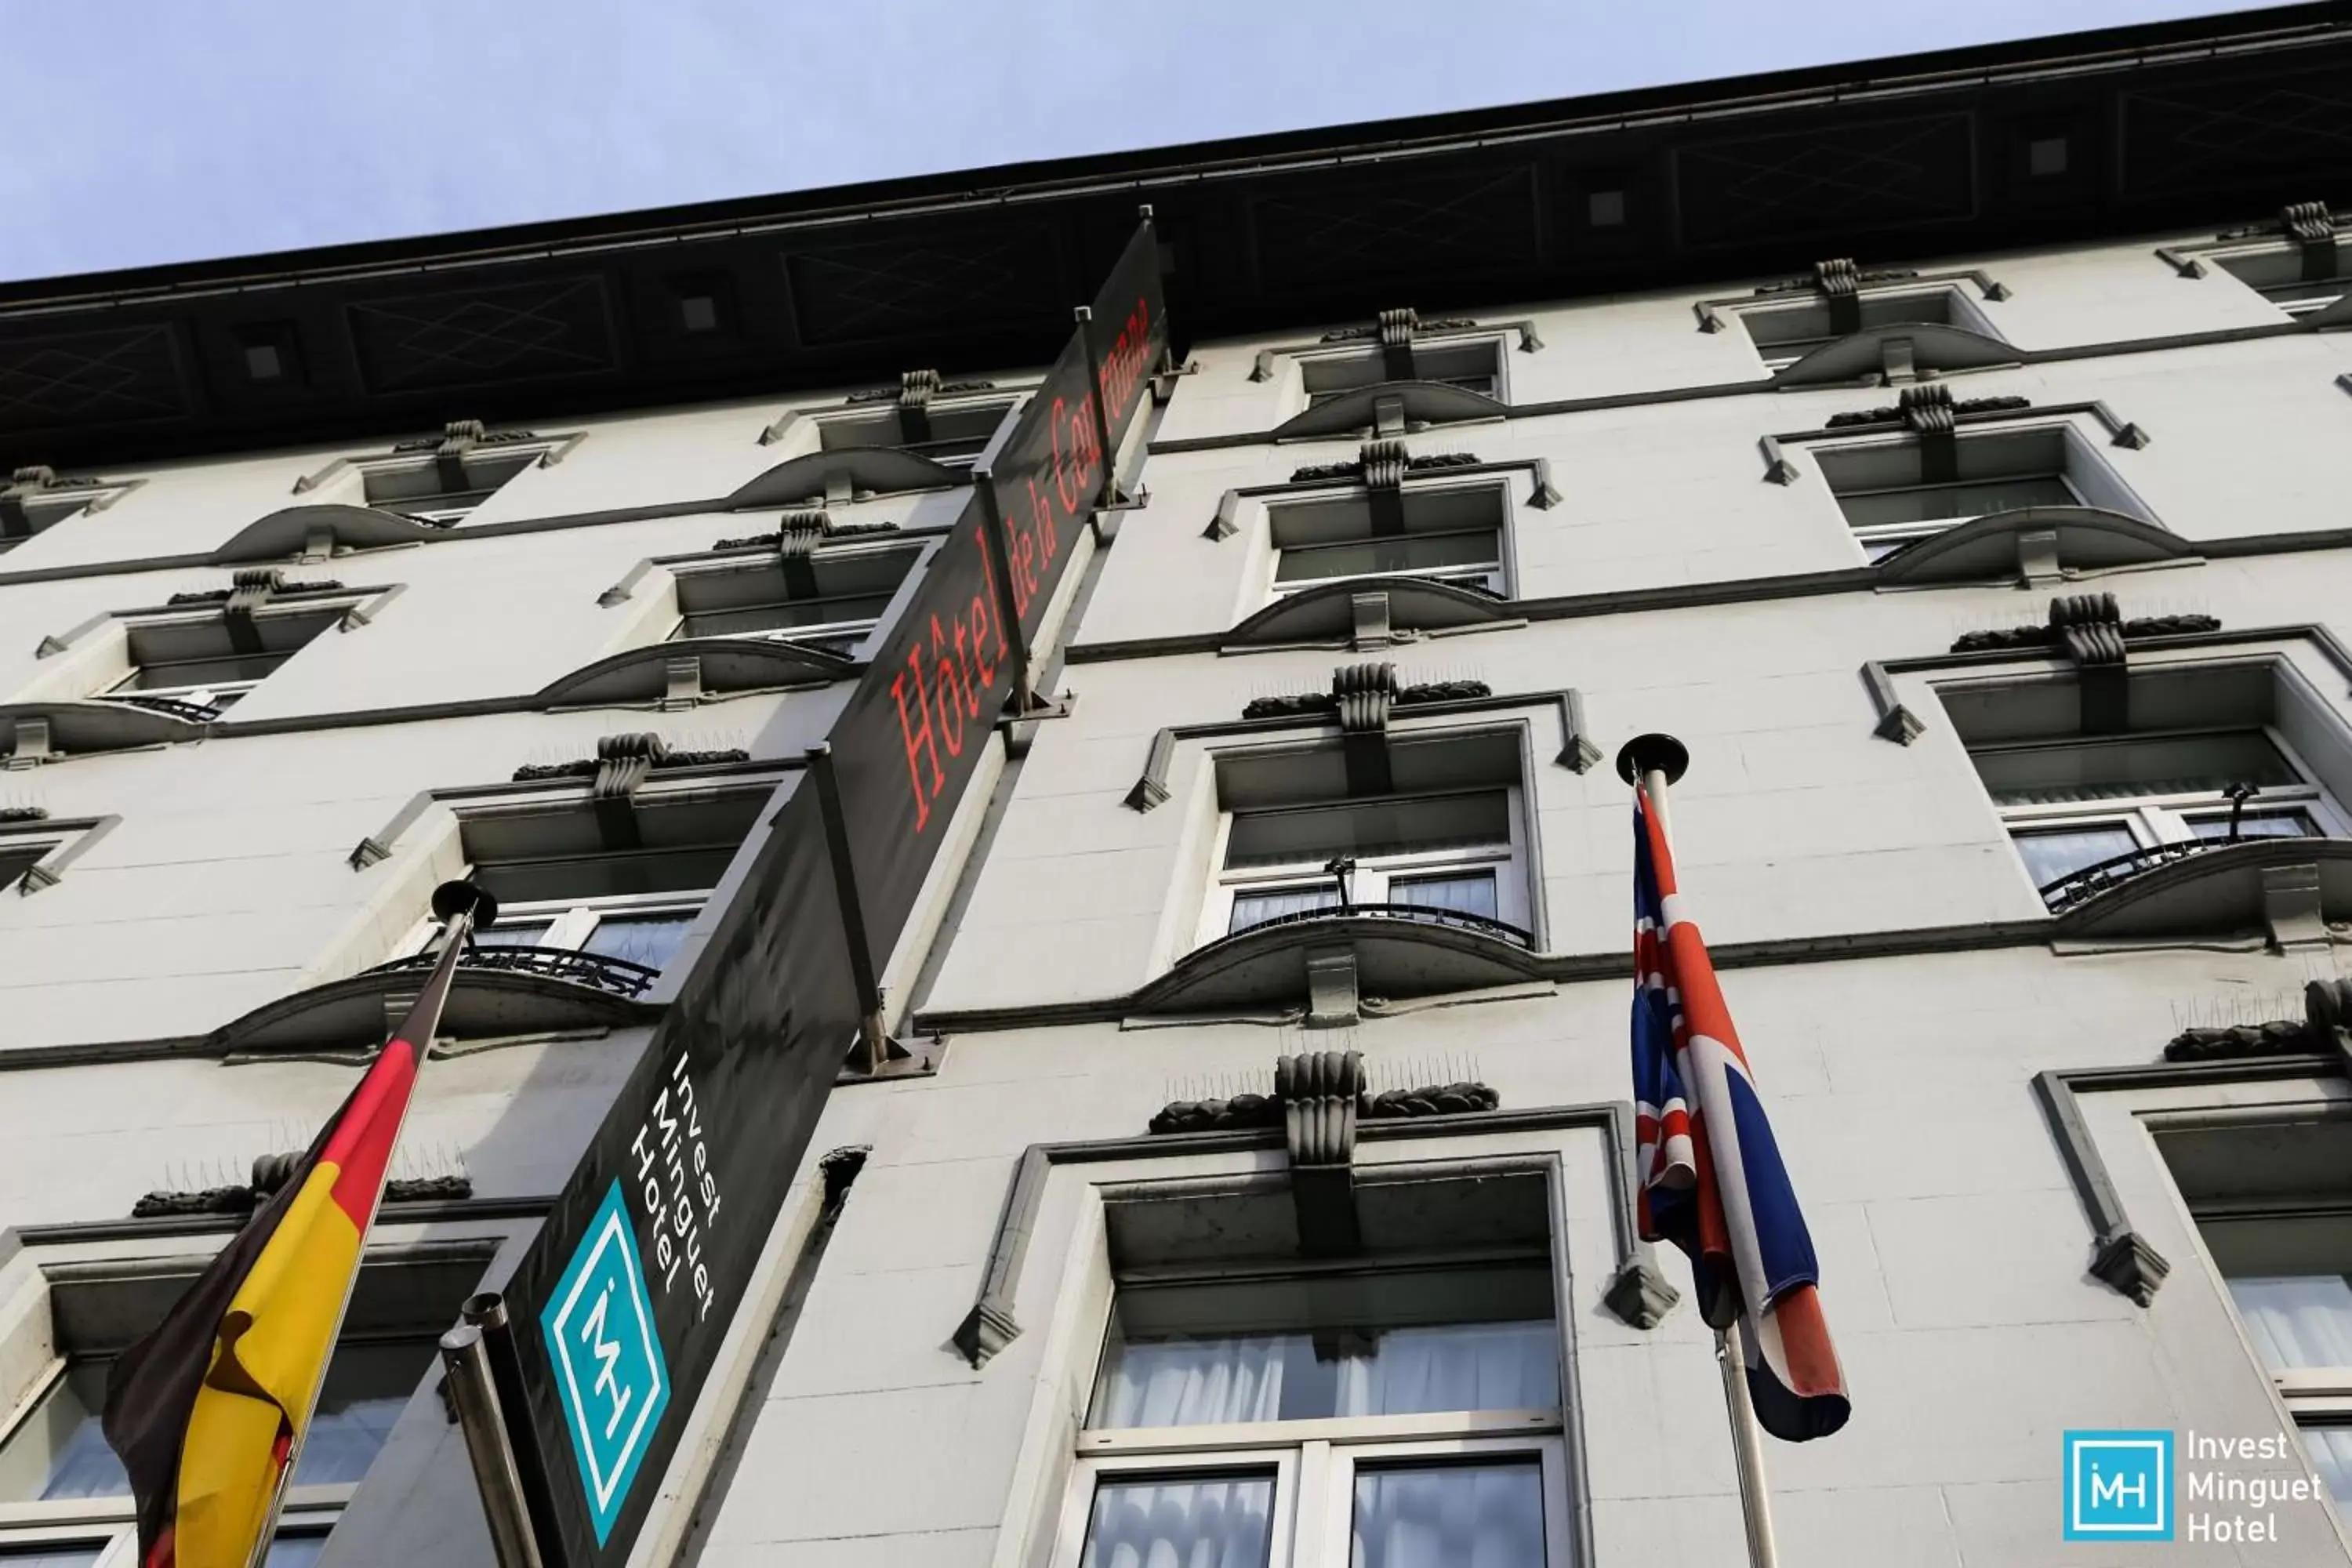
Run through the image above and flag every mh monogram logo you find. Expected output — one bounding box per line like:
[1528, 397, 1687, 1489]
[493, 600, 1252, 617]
[2063, 1430, 2173, 1540]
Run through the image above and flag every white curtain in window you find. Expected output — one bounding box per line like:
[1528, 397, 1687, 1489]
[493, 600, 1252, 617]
[1081, 1475, 1274, 1568]
[1229, 887, 1339, 935]
[1094, 1337, 1289, 1429]
[1388, 872, 1498, 920]
[1333, 1323, 1558, 1417]
[2229, 1276, 2352, 1370]
[1351, 1461, 1544, 1568]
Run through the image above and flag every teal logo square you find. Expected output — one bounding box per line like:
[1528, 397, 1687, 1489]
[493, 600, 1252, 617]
[543, 1179, 670, 1544]
[2063, 1429, 2172, 1541]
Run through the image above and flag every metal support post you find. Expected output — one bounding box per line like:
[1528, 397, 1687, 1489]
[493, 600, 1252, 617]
[807, 742, 897, 1073]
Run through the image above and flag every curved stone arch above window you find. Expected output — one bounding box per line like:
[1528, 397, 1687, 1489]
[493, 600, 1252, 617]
[1131, 908, 1549, 1022]
[535, 637, 854, 711]
[212, 503, 448, 565]
[0, 700, 206, 767]
[1269, 381, 1506, 442]
[2047, 837, 2352, 948]
[203, 963, 661, 1058]
[1770, 321, 2019, 389]
[725, 447, 967, 509]
[1871, 507, 2194, 588]
[1222, 577, 1524, 653]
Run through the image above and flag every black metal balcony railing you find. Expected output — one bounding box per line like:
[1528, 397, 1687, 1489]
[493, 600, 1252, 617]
[2036, 837, 2236, 914]
[105, 694, 222, 723]
[1236, 901, 1534, 949]
[365, 944, 662, 999]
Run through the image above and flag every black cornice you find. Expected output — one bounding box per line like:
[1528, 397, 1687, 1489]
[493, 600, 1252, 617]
[2, 3, 2347, 470]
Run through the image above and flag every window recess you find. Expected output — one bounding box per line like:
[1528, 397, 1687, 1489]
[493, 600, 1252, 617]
[290, 423, 575, 530]
[0, 469, 137, 555]
[2160, 202, 2352, 325]
[0, 1244, 491, 1566]
[1265, 476, 1510, 601]
[1939, 645, 2352, 916]
[383, 752, 770, 994]
[99, 575, 356, 718]
[1201, 723, 1533, 950]
[808, 372, 1018, 470]
[1697, 258, 2013, 374]
[670, 525, 924, 658]
[2158, 1112, 2352, 1523]
[1053, 1163, 1573, 1568]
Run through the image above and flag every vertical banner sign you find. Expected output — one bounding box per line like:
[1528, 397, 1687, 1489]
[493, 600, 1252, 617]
[497, 220, 1167, 1568]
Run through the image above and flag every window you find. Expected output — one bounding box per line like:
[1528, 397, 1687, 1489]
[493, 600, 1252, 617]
[2162, 1117, 2352, 1523]
[810, 388, 1017, 472]
[2211, 248, 2350, 319]
[0, 474, 130, 556]
[397, 782, 768, 982]
[1204, 732, 1530, 946]
[100, 600, 345, 716]
[358, 445, 546, 526]
[1266, 485, 1508, 600]
[1300, 338, 1504, 407]
[1740, 285, 2001, 372]
[0, 838, 50, 893]
[671, 540, 922, 657]
[0, 1249, 486, 1566]
[1052, 1175, 1570, 1568]
[1941, 658, 2352, 906]
[1817, 426, 2140, 564]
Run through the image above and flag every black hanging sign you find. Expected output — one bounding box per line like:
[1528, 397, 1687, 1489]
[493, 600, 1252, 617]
[494, 216, 1166, 1567]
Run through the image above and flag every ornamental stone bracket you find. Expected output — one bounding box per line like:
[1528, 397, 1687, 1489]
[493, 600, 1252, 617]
[1693, 257, 2011, 335]
[2159, 201, 2343, 278]
[949, 1081, 1679, 1368]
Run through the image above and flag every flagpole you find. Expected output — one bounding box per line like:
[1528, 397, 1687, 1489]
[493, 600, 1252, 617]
[1617, 734, 1781, 1568]
[241, 879, 490, 1568]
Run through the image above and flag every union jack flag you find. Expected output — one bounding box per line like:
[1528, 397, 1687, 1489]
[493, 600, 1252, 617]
[1632, 783, 1850, 1441]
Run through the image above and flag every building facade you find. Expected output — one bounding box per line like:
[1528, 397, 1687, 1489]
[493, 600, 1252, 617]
[3, 7, 2352, 1566]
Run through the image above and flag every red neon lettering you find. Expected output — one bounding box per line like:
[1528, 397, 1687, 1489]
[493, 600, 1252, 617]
[975, 537, 1010, 659]
[929, 615, 967, 760]
[890, 648, 945, 832]
[1051, 396, 1084, 515]
[968, 593, 998, 686]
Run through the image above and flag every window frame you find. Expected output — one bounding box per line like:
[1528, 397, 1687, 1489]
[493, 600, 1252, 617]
[1259, 476, 1517, 605]
[1733, 280, 2005, 372]
[666, 535, 926, 659]
[1200, 784, 1531, 946]
[2200, 241, 2351, 320]
[1293, 332, 1512, 409]
[0, 1235, 510, 1566]
[96, 597, 356, 715]
[807, 390, 1022, 470]
[350, 441, 568, 527]
[1810, 416, 2149, 566]
[390, 887, 710, 967]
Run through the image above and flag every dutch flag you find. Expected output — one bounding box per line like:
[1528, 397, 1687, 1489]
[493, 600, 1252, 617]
[1632, 784, 1850, 1441]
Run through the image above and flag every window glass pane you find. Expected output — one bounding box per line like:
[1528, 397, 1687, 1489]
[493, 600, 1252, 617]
[113, 651, 291, 692]
[2303, 1428, 2352, 1519]
[2187, 811, 2317, 841]
[1976, 731, 2300, 807]
[1080, 1473, 1275, 1568]
[267, 1534, 332, 1568]
[1836, 474, 2074, 528]
[1090, 1266, 1558, 1428]
[471, 920, 554, 949]
[2227, 1276, 2352, 1370]
[1276, 532, 1498, 585]
[681, 595, 891, 640]
[0, 1339, 433, 1501]
[1388, 870, 1500, 920]
[581, 913, 695, 973]
[1352, 1460, 1545, 1568]
[2012, 826, 2139, 889]
[0, 1545, 107, 1567]
[1226, 792, 1508, 870]
[1230, 884, 1341, 935]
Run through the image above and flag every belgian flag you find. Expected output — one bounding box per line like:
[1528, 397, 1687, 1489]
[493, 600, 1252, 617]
[102, 885, 487, 1568]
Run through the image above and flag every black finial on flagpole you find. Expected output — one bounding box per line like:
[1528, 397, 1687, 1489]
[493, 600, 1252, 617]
[432, 879, 497, 931]
[1614, 732, 1690, 786]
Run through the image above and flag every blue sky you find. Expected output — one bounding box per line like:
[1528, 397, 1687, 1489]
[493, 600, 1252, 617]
[0, 0, 2273, 285]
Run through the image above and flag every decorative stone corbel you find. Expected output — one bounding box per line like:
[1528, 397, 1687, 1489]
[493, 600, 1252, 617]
[1334, 662, 1396, 796]
[1304, 948, 1361, 1029]
[1279, 1049, 1364, 1253]
[4, 716, 56, 769]
[776, 510, 829, 601]
[1371, 394, 1406, 438]
[2281, 201, 2341, 282]
[2047, 593, 2130, 733]
[1375, 307, 1421, 382]
[591, 732, 669, 849]
[2262, 863, 2329, 952]
[2016, 528, 2063, 586]
[1860, 662, 1926, 746]
[895, 368, 941, 445]
[1899, 383, 1959, 482]
[223, 568, 284, 655]
[1350, 591, 1392, 652]
[1880, 336, 1918, 386]
[661, 655, 703, 711]
[1813, 257, 1864, 336]
[1362, 439, 1409, 536]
